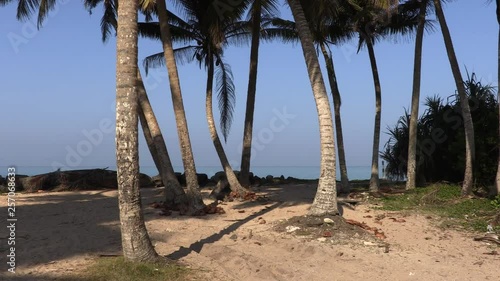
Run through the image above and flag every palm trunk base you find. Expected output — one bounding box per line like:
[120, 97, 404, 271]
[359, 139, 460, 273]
[339, 177, 351, 194]
[238, 169, 251, 188]
[495, 163, 500, 197]
[185, 191, 206, 215]
[369, 174, 380, 192]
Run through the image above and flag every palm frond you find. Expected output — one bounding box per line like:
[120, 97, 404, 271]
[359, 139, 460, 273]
[100, 0, 117, 42]
[246, 0, 280, 21]
[143, 52, 166, 75]
[143, 46, 199, 75]
[224, 20, 252, 46]
[138, 22, 161, 40]
[215, 58, 236, 142]
[261, 17, 299, 43]
[16, 0, 39, 22]
[36, 0, 56, 28]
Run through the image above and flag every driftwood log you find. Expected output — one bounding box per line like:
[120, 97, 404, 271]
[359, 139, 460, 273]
[15, 169, 154, 192]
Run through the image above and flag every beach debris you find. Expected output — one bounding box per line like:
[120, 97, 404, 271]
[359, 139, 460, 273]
[317, 238, 327, 242]
[374, 229, 387, 239]
[345, 219, 386, 240]
[285, 226, 301, 233]
[473, 233, 500, 245]
[204, 202, 226, 215]
[486, 224, 494, 233]
[323, 218, 335, 224]
[483, 250, 498, 255]
[322, 231, 333, 237]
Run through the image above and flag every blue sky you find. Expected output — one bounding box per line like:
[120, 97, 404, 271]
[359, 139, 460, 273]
[0, 1, 497, 171]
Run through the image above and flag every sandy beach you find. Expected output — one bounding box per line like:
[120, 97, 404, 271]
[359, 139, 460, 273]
[0, 183, 498, 280]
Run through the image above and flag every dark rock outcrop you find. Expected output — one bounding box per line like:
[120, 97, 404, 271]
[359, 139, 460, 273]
[18, 169, 154, 192]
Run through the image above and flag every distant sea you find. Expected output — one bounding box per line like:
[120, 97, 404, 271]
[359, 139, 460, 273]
[0, 165, 386, 180]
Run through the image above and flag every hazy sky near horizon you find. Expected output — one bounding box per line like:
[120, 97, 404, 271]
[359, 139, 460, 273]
[0, 1, 497, 171]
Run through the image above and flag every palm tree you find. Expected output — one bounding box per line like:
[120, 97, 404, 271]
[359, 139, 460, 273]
[137, 71, 188, 209]
[83, 0, 195, 212]
[494, 0, 500, 197]
[433, 0, 475, 196]
[239, 0, 280, 188]
[267, 1, 353, 193]
[1, 0, 160, 262]
[287, 0, 339, 216]
[405, 0, 429, 190]
[0, 0, 55, 28]
[301, 0, 355, 194]
[87, 0, 207, 211]
[347, 0, 419, 192]
[143, 0, 250, 196]
[154, 0, 206, 212]
[114, 0, 159, 262]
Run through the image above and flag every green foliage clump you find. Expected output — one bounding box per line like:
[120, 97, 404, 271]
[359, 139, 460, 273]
[491, 195, 500, 209]
[374, 184, 498, 232]
[76, 257, 190, 281]
[381, 72, 498, 189]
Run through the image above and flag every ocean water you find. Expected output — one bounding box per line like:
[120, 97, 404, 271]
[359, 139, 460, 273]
[1, 165, 385, 180]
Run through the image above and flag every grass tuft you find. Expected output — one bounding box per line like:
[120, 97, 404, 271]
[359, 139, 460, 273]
[73, 257, 191, 281]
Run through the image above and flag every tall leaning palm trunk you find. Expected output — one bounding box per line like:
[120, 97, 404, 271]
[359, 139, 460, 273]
[288, 0, 338, 216]
[495, 0, 500, 197]
[240, 0, 262, 188]
[156, 0, 205, 212]
[319, 42, 351, 194]
[137, 71, 188, 208]
[433, 0, 475, 196]
[207, 58, 248, 196]
[406, 0, 427, 190]
[366, 39, 382, 192]
[115, 0, 158, 262]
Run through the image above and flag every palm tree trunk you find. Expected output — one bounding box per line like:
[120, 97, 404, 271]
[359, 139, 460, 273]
[494, 0, 500, 197]
[239, 0, 262, 188]
[406, 0, 427, 190]
[139, 106, 162, 175]
[156, 0, 205, 212]
[366, 40, 381, 192]
[206, 58, 248, 196]
[433, 0, 475, 196]
[137, 70, 188, 209]
[115, 0, 158, 262]
[319, 42, 350, 194]
[288, 0, 338, 216]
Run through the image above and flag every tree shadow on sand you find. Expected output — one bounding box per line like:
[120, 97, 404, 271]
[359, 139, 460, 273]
[166, 201, 283, 260]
